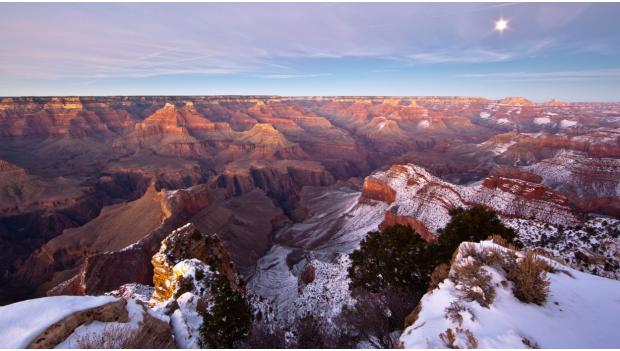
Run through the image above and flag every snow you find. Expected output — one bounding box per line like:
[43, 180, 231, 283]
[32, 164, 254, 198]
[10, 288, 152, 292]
[0, 295, 118, 348]
[56, 299, 145, 348]
[377, 120, 387, 130]
[479, 112, 491, 119]
[534, 117, 551, 125]
[367, 164, 579, 235]
[249, 186, 385, 321]
[524, 150, 620, 198]
[507, 217, 620, 280]
[417, 120, 431, 128]
[497, 118, 511, 125]
[559, 119, 578, 128]
[400, 241, 620, 348]
[291, 255, 355, 325]
[150, 258, 213, 348]
[479, 139, 516, 155]
[107, 283, 154, 305]
[170, 293, 203, 348]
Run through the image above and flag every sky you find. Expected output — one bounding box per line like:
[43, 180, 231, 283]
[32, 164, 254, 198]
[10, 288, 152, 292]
[1, 3, 619, 101]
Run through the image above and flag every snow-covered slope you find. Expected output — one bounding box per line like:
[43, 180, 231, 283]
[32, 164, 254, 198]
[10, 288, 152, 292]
[0, 295, 117, 348]
[249, 185, 385, 321]
[399, 241, 620, 348]
[507, 217, 620, 280]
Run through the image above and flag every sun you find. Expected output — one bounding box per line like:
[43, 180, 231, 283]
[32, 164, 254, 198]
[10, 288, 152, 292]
[494, 18, 509, 33]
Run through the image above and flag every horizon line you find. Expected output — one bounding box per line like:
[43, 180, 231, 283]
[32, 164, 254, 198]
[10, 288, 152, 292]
[1, 95, 619, 104]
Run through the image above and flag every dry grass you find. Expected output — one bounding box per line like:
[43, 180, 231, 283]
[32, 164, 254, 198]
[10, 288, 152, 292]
[457, 327, 479, 349]
[439, 327, 478, 349]
[487, 234, 518, 251]
[74, 324, 128, 349]
[75, 322, 174, 348]
[439, 328, 458, 349]
[522, 336, 540, 349]
[507, 251, 550, 305]
[444, 301, 475, 326]
[451, 259, 496, 308]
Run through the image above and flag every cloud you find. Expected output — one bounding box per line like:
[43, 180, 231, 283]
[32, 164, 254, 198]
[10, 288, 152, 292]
[408, 50, 514, 63]
[254, 73, 332, 79]
[0, 1, 617, 97]
[460, 68, 620, 81]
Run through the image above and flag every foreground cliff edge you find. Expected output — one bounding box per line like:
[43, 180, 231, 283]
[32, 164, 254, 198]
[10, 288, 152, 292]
[398, 240, 620, 348]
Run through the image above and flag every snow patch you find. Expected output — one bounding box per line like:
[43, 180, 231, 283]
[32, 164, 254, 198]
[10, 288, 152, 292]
[497, 118, 511, 125]
[534, 117, 551, 125]
[559, 119, 578, 128]
[0, 295, 118, 348]
[417, 120, 431, 128]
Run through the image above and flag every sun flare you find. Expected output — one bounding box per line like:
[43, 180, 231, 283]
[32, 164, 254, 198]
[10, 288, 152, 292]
[495, 18, 509, 33]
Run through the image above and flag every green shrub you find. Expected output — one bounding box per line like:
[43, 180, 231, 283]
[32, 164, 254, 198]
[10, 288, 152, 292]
[348, 224, 438, 294]
[199, 273, 252, 348]
[438, 205, 517, 261]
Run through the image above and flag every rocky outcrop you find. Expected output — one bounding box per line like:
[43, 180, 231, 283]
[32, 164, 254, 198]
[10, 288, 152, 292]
[300, 263, 316, 285]
[379, 210, 435, 241]
[27, 299, 128, 348]
[46, 186, 210, 296]
[490, 167, 542, 184]
[498, 96, 534, 106]
[361, 176, 397, 204]
[362, 163, 581, 235]
[151, 223, 241, 303]
[212, 160, 335, 211]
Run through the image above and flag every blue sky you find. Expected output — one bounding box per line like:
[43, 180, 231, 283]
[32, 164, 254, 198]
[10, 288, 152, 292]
[1, 3, 619, 101]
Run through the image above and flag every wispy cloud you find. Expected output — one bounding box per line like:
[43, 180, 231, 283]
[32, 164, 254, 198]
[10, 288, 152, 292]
[408, 50, 514, 64]
[461, 68, 620, 81]
[254, 73, 332, 79]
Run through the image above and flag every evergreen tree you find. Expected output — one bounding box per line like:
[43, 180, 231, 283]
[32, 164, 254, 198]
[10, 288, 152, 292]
[437, 205, 517, 261]
[348, 224, 438, 295]
[199, 273, 252, 348]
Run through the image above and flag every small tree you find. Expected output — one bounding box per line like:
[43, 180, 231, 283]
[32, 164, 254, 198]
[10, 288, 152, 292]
[294, 315, 329, 349]
[438, 205, 517, 261]
[348, 224, 438, 295]
[235, 320, 287, 348]
[199, 273, 252, 348]
[336, 288, 415, 349]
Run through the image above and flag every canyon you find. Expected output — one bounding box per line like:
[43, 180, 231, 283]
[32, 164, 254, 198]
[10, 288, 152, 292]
[0, 95, 619, 347]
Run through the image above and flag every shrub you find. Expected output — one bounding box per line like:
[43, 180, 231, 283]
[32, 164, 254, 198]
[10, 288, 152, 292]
[348, 224, 438, 295]
[451, 258, 496, 308]
[198, 273, 252, 348]
[293, 315, 328, 349]
[438, 206, 517, 261]
[507, 251, 550, 305]
[439, 328, 457, 348]
[439, 327, 478, 349]
[337, 287, 415, 349]
[235, 321, 287, 348]
[457, 327, 479, 348]
[444, 301, 475, 326]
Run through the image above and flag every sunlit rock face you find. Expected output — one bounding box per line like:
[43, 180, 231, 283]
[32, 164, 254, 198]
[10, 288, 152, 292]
[151, 223, 241, 304]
